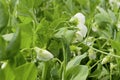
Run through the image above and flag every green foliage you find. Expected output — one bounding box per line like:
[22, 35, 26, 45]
[6, 28, 21, 59]
[0, 63, 15, 80]
[0, 0, 9, 32]
[0, 35, 6, 60]
[15, 63, 37, 80]
[0, 62, 37, 80]
[1, 0, 120, 80]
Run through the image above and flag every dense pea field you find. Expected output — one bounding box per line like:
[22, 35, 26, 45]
[0, 0, 120, 80]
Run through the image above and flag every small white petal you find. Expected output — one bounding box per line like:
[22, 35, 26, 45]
[72, 24, 87, 43]
[70, 13, 85, 24]
[72, 31, 83, 43]
[2, 33, 14, 41]
[76, 31, 83, 41]
[77, 24, 87, 37]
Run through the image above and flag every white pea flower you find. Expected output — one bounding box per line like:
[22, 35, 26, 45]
[77, 24, 87, 37]
[73, 24, 87, 42]
[70, 12, 88, 42]
[34, 47, 54, 61]
[70, 13, 85, 25]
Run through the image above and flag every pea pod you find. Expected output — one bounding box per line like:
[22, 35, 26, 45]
[6, 28, 21, 59]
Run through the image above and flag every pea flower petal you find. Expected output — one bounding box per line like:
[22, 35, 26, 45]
[70, 12, 88, 42]
[34, 47, 54, 61]
[75, 31, 83, 42]
[1, 62, 7, 69]
[77, 24, 87, 37]
[70, 13, 85, 25]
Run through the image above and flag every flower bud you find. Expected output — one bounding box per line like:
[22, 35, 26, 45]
[101, 56, 110, 64]
[34, 47, 54, 61]
[88, 48, 96, 60]
[110, 63, 117, 70]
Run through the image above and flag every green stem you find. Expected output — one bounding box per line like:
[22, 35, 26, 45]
[89, 59, 102, 70]
[92, 47, 120, 58]
[62, 45, 66, 80]
[110, 68, 112, 80]
[101, 39, 109, 48]
[42, 62, 48, 80]
[61, 35, 71, 80]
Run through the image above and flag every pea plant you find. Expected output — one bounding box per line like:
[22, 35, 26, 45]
[0, 0, 120, 80]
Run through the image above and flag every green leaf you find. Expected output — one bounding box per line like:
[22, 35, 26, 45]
[19, 23, 33, 48]
[0, 35, 7, 60]
[64, 29, 75, 44]
[111, 40, 120, 52]
[98, 67, 109, 79]
[73, 65, 88, 80]
[65, 0, 74, 13]
[54, 27, 75, 44]
[0, 1, 9, 32]
[6, 28, 21, 59]
[9, 0, 18, 14]
[18, 16, 33, 24]
[54, 28, 66, 38]
[66, 53, 87, 70]
[95, 13, 110, 24]
[14, 53, 26, 67]
[0, 63, 15, 80]
[15, 63, 37, 80]
[47, 39, 62, 57]
[65, 65, 88, 80]
[115, 31, 120, 42]
[76, 0, 88, 6]
[95, 7, 111, 24]
[89, 0, 100, 12]
[108, 9, 116, 24]
[17, 0, 34, 17]
[89, 64, 102, 78]
[50, 63, 61, 80]
[33, 0, 42, 8]
[6, 53, 26, 68]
